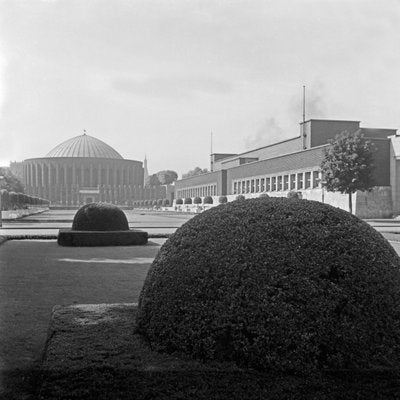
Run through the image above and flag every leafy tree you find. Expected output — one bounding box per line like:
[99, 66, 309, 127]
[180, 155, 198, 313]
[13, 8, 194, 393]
[156, 170, 178, 185]
[320, 130, 376, 214]
[182, 167, 208, 179]
[145, 174, 161, 187]
[0, 167, 24, 193]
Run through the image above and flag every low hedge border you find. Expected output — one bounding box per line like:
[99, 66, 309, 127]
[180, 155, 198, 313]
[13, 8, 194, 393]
[57, 229, 148, 247]
[37, 303, 400, 400]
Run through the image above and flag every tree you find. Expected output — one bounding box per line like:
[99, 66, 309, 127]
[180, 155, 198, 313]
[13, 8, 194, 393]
[182, 167, 208, 179]
[320, 130, 376, 214]
[0, 167, 24, 193]
[156, 170, 178, 185]
[145, 174, 161, 187]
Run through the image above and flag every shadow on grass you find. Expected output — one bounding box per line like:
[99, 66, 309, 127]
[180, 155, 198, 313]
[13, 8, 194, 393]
[1, 366, 43, 400]
[34, 367, 400, 400]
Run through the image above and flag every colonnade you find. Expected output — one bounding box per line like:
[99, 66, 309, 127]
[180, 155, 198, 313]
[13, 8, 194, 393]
[22, 158, 144, 205]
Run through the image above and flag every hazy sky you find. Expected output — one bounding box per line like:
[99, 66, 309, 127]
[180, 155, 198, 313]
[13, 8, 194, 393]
[0, 0, 399, 176]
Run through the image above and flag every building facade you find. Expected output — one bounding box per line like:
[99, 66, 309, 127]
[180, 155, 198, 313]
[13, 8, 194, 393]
[10, 133, 164, 206]
[175, 119, 398, 218]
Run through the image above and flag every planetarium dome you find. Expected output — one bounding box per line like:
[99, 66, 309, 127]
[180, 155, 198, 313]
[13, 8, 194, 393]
[45, 133, 123, 159]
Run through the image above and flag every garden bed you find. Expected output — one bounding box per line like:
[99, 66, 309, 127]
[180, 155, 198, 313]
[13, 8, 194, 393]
[37, 304, 400, 399]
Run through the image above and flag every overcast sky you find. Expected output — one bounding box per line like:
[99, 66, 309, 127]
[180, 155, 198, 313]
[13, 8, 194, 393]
[0, 0, 399, 176]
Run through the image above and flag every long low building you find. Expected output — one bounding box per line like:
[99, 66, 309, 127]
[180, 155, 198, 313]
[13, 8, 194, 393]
[174, 119, 398, 218]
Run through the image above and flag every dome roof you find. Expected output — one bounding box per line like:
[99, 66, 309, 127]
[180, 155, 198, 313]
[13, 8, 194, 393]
[45, 133, 123, 159]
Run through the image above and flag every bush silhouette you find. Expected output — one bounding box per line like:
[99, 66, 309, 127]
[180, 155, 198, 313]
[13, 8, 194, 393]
[72, 203, 129, 231]
[136, 198, 400, 372]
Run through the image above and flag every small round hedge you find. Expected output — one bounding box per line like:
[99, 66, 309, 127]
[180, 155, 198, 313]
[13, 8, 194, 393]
[176, 198, 183, 205]
[194, 197, 202, 204]
[72, 202, 129, 231]
[136, 198, 400, 372]
[203, 196, 213, 204]
[259, 193, 270, 198]
[235, 194, 245, 201]
[184, 197, 192, 205]
[219, 195, 228, 204]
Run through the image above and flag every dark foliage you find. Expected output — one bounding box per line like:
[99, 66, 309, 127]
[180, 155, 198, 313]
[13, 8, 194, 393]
[0, 167, 24, 193]
[219, 196, 228, 204]
[72, 203, 129, 231]
[184, 197, 192, 205]
[157, 199, 163, 206]
[194, 197, 202, 204]
[162, 199, 170, 206]
[259, 193, 270, 198]
[37, 367, 400, 399]
[176, 198, 183, 205]
[1, 189, 9, 210]
[182, 167, 208, 179]
[203, 196, 213, 204]
[136, 198, 400, 372]
[235, 194, 245, 201]
[156, 170, 178, 185]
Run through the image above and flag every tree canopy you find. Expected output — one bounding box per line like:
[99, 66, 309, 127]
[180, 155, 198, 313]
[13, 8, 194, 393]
[320, 130, 376, 213]
[145, 170, 178, 186]
[156, 170, 178, 185]
[145, 174, 161, 187]
[182, 166, 208, 179]
[0, 167, 24, 193]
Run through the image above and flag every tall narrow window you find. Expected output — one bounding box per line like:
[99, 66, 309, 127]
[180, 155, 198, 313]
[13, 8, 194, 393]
[277, 176, 283, 191]
[290, 174, 296, 190]
[283, 175, 289, 190]
[297, 173, 304, 189]
[260, 178, 265, 192]
[305, 172, 311, 189]
[266, 177, 271, 191]
[272, 176, 276, 191]
[312, 171, 319, 188]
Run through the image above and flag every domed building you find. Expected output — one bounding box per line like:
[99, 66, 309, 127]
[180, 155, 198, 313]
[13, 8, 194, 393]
[10, 132, 146, 206]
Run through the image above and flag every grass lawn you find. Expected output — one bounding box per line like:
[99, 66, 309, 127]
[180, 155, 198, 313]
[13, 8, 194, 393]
[0, 239, 163, 399]
[36, 304, 400, 400]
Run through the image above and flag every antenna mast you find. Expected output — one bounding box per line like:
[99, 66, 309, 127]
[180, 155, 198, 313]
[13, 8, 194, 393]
[210, 131, 213, 154]
[302, 85, 306, 123]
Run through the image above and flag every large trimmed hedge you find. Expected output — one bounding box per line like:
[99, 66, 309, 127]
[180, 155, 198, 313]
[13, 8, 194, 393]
[136, 198, 400, 372]
[72, 203, 129, 231]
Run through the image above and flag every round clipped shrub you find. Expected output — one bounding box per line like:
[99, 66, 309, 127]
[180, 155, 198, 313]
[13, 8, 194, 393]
[193, 196, 202, 204]
[152, 200, 158, 206]
[235, 194, 245, 201]
[72, 202, 129, 231]
[203, 196, 213, 204]
[176, 198, 183, 205]
[259, 193, 270, 198]
[136, 198, 400, 372]
[162, 199, 170, 206]
[157, 199, 163, 206]
[287, 190, 300, 199]
[218, 195, 227, 204]
[184, 197, 192, 205]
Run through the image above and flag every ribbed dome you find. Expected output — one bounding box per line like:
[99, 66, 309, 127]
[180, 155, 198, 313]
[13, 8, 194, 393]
[45, 133, 123, 159]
